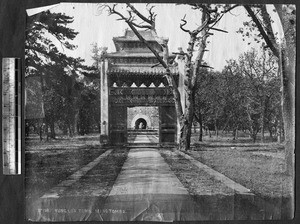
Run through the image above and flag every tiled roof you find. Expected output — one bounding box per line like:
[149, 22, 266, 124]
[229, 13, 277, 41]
[107, 52, 161, 58]
[108, 65, 179, 75]
[113, 29, 163, 42]
[107, 52, 176, 60]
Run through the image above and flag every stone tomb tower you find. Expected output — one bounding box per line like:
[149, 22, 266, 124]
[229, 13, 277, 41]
[100, 29, 179, 145]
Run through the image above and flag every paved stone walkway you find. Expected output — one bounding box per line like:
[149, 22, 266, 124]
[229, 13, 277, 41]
[109, 148, 188, 195]
[101, 147, 199, 221]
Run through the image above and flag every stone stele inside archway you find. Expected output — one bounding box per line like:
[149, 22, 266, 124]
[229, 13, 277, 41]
[135, 118, 147, 129]
[131, 114, 152, 129]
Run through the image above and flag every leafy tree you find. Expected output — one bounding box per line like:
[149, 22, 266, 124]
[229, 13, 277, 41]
[195, 48, 280, 143]
[75, 43, 103, 135]
[220, 62, 249, 139]
[25, 10, 85, 138]
[194, 64, 248, 141]
[194, 70, 226, 138]
[263, 75, 282, 141]
[25, 10, 79, 77]
[238, 48, 278, 142]
[41, 61, 83, 138]
[77, 85, 100, 135]
[90, 42, 103, 70]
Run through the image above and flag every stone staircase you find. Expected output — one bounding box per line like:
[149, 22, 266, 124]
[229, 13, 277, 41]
[127, 129, 159, 144]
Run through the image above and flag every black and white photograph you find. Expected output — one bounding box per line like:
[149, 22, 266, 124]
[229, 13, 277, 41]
[23, 2, 295, 222]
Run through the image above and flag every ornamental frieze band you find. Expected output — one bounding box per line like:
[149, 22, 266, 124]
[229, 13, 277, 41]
[109, 95, 175, 105]
[109, 87, 173, 96]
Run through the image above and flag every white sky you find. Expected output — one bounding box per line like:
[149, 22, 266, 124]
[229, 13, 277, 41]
[27, 3, 283, 71]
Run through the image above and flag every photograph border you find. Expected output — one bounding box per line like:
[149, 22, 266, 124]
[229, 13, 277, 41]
[0, 0, 299, 223]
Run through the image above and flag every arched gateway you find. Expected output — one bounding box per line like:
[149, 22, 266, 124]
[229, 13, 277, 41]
[131, 114, 151, 129]
[99, 29, 180, 145]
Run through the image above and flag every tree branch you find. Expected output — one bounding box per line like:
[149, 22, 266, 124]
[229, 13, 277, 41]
[126, 3, 155, 30]
[130, 24, 167, 67]
[244, 5, 279, 57]
[260, 5, 278, 50]
[130, 21, 153, 30]
[221, 4, 240, 13]
[180, 15, 191, 34]
[209, 27, 228, 33]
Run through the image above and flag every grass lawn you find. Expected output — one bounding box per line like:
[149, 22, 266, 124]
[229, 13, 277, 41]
[25, 134, 107, 199]
[188, 133, 293, 201]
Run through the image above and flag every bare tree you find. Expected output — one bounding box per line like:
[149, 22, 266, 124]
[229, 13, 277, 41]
[99, 3, 236, 151]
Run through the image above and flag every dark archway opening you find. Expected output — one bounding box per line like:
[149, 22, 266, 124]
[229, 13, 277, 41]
[135, 118, 147, 129]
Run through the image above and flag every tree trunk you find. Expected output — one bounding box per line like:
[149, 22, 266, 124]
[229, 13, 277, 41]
[233, 128, 238, 140]
[73, 111, 79, 136]
[67, 118, 75, 137]
[280, 48, 295, 176]
[39, 118, 43, 141]
[246, 107, 257, 143]
[261, 104, 265, 143]
[260, 96, 266, 143]
[179, 91, 194, 151]
[214, 119, 218, 137]
[268, 126, 273, 140]
[76, 121, 80, 135]
[50, 120, 56, 139]
[273, 5, 295, 176]
[199, 127, 203, 142]
[222, 115, 231, 133]
[198, 113, 203, 142]
[69, 126, 73, 137]
[68, 124, 73, 137]
[277, 127, 281, 143]
[252, 134, 256, 143]
[194, 112, 203, 142]
[45, 123, 49, 141]
[97, 122, 101, 133]
[177, 10, 208, 151]
[277, 117, 283, 143]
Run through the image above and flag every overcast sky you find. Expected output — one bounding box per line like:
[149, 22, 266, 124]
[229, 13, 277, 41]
[27, 3, 283, 71]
